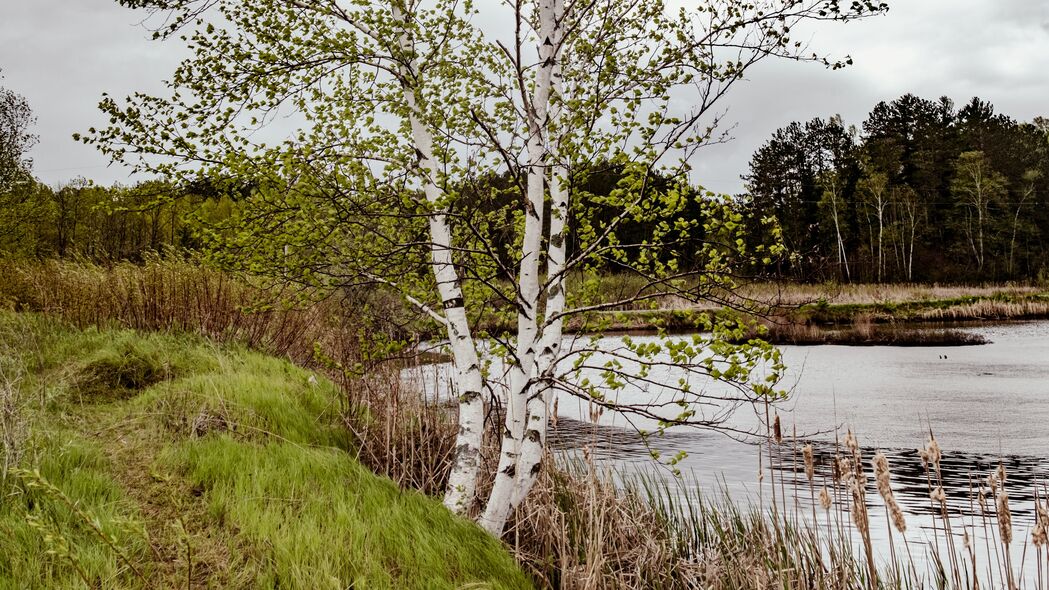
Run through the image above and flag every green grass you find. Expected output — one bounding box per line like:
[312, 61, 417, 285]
[0, 312, 531, 589]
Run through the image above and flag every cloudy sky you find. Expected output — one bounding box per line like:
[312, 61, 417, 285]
[2, 1, 1047, 194]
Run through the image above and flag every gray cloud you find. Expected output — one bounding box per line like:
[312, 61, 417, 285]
[2, 1, 1046, 192]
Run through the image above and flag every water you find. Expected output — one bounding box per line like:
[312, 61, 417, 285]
[548, 321, 1049, 583]
[410, 320, 1049, 582]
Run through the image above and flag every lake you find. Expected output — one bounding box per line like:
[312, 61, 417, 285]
[410, 320, 1049, 582]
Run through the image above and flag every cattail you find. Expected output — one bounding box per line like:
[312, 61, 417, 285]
[850, 478, 870, 537]
[925, 434, 941, 467]
[550, 397, 559, 429]
[1034, 521, 1047, 547]
[819, 486, 832, 510]
[995, 463, 1007, 485]
[836, 456, 853, 484]
[930, 486, 946, 504]
[1033, 500, 1049, 546]
[873, 452, 906, 533]
[772, 414, 782, 444]
[844, 430, 859, 455]
[802, 444, 815, 483]
[997, 488, 1013, 545]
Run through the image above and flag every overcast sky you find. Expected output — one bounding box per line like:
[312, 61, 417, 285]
[2, 1, 1047, 194]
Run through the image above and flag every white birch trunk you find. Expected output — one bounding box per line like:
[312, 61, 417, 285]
[391, 2, 484, 515]
[511, 168, 566, 508]
[479, 0, 558, 535]
[511, 0, 566, 509]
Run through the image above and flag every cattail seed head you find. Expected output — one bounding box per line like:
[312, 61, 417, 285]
[925, 435, 941, 466]
[850, 478, 870, 537]
[1034, 499, 1049, 546]
[837, 456, 853, 484]
[772, 414, 782, 444]
[819, 486, 832, 510]
[873, 452, 906, 533]
[930, 486, 946, 504]
[997, 488, 1013, 545]
[844, 430, 859, 455]
[802, 444, 815, 483]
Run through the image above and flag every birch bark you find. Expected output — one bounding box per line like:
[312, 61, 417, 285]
[391, 2, 484, 515]
[479, 0, 558, 535]
[511, 0, 566, 510]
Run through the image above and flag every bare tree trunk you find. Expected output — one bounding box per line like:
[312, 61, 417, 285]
[392, 3, 484, 515]
[1008, 188, 1032, 275]
[480, 0, 558, 535]
[828, 183, 850, 282]
[876, 198, 884, 283]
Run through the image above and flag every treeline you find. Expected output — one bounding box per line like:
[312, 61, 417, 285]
[0, 178, 234, 260]
[743, 95, 1049, 282]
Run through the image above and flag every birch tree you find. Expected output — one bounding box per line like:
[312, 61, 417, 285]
[951, 151, 1006, 273]
[83, 0, 887, 536]
[858, 166, 888, 281]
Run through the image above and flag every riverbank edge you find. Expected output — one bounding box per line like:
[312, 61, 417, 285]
[558, 292, 1049, 334]
[456, 292, 1049, 345]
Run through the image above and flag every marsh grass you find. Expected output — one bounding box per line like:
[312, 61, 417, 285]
[0, 312, 531, 589]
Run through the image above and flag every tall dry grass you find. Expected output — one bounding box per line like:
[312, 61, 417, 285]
[578, 272, 1045, 311]
[918, 299, 1049, 321]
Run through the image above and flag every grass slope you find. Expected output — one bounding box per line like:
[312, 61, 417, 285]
[0, 312, 531, 589]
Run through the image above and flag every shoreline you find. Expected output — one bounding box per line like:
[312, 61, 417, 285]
[465, 292, 1049, 346]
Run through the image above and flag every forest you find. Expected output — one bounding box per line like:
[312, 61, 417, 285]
[743, 95, 1049, 282]
[6, 87, 1048, 285]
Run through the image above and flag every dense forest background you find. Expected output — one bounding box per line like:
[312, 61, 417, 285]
[3, 86, 1048, 283]
[743, 95, 1049, 283]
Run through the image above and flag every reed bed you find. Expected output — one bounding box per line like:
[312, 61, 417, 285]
[5, 258, 1049, 589]
[734, 282, 1043, 307]
[572, 272, 1044, 311]
[918, 299, 1049, 322]
[750, 320, 990, 346]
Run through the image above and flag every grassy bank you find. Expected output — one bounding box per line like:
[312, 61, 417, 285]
[0, 312, 530, 589]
